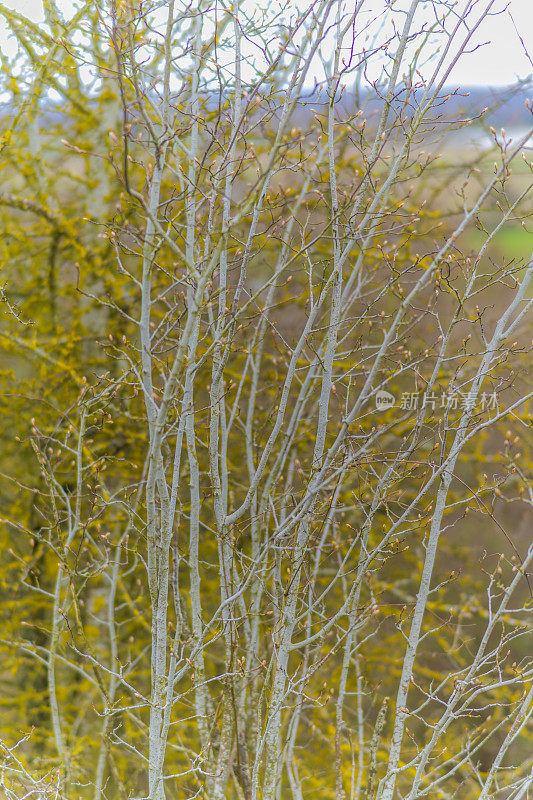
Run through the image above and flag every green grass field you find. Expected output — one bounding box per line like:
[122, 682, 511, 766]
[461, 223, 533, 296]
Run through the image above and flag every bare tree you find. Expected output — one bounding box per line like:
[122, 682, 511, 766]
[1, 1, 532, 800]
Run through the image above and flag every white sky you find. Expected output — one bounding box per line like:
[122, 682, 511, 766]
[1, 0, 532, 87]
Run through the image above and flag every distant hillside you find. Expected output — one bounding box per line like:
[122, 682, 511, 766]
[289, 82, 533, 132]
[3, 81, 531, 139]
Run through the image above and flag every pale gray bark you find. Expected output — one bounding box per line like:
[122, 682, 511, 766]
[6, 3, 533, 800]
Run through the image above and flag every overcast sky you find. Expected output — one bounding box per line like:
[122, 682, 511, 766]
[1, 0, 532, 87]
